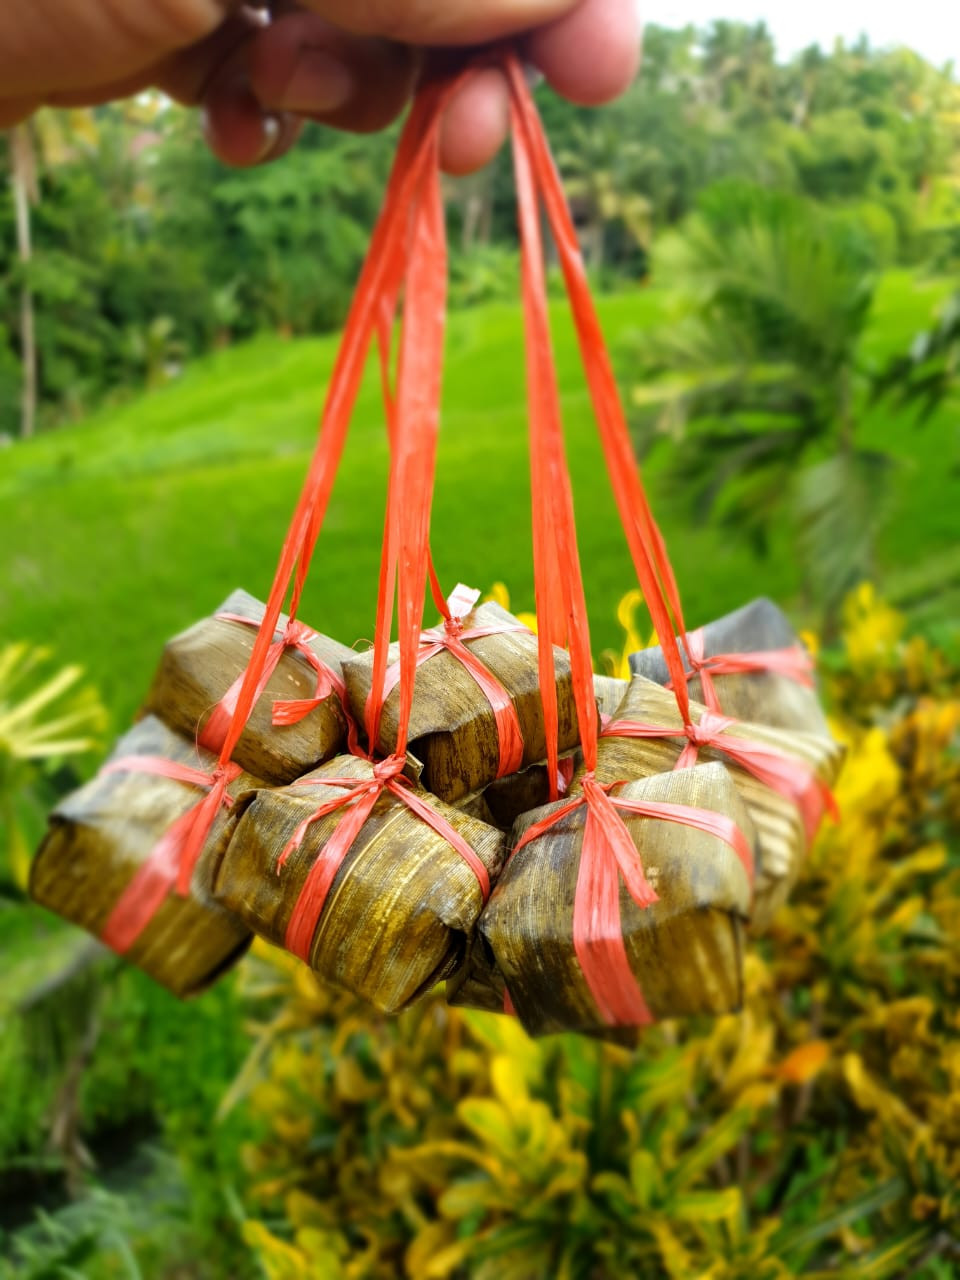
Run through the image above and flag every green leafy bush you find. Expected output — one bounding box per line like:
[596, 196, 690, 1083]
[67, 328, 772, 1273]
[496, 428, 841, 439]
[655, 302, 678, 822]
[235, 587, 960, 1278]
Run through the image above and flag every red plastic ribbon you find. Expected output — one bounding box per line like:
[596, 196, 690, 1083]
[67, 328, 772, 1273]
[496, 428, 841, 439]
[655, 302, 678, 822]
[510, 776, 754, 1026]
[211, 76, 463, 772]
[198, 611, 359, 754]
[603, 710, 837, 843]
[510, 59, 716, 1027]
[98, 84, 459, 952]
[375, 583, 527, 779]
[280, 756, 491, 961]
[226, 90, 494, 964]
[510, 66, 667, 1026]
[667, 627, 814, 713]
[98, 755, 243, 954]
[505, 58, 693, 723]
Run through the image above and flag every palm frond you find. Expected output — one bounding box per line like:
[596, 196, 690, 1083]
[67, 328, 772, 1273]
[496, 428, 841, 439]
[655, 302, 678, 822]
[0, 646, 106, 765]
[794, 450, 898, 612]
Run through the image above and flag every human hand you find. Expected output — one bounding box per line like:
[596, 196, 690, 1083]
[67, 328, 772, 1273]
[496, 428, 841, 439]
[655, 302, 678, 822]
[0, 0, 640, 174]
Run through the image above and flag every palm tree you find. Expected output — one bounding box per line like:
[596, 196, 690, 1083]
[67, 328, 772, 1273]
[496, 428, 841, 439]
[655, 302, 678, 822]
[873, 289, 960, 422]
[558, 120, 652, 271]
[700, 20, 776, 118]
[5, 109, 100, 440]
[629, 183, 885, 623]
[7, 124, 38, 440]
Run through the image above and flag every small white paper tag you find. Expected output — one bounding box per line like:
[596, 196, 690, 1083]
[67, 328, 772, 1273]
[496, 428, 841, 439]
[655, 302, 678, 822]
[447, 583, 481, 620]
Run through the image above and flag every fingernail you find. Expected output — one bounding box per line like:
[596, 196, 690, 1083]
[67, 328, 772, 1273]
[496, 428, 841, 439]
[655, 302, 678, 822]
[257, 113, 281, 161]
[523, 62, 544, 90]
[277, 47, 353, 115]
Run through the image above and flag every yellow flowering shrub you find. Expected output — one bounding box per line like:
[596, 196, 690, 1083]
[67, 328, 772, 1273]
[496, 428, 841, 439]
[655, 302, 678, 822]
[236, 587, 960, 1279]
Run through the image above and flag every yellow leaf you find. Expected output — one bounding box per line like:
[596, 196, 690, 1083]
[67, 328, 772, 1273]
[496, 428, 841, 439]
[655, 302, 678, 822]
[491, 1055, 531, 1114]
[406, 1222, 471, 1278]
[842, 1053, 925, 1134]
[484, 582, 512, 611]
[335, 1055, 376, 1103]
[241, 1222, 313, 1280]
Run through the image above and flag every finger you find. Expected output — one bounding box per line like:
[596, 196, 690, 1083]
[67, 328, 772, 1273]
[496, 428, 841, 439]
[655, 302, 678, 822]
[526, 0, 641, 105]
[0, 0, 234, 99]
[155, 7, 268, 104]
[152, 9, 301, 168]
[247, 12, 418, 135]
[297, 0, 579, 46]
[0, 97, 40, 127]
[438, 68, 510, 177]
[202, 76, 304, 166]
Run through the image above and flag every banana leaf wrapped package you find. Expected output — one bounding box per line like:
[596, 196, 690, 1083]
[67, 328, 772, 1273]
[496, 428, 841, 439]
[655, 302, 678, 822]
[593, 675, 629, 722]
[474, 763, 758, 1038]
[31, 716, 256, 997]
[342, 591, 584, 805]
[454, 675, 617, 831]
[213, 753, 507, 1013]
[592, 675, 844, 930]
[143, 588, 355, 785]
[629, 598, 828, 735]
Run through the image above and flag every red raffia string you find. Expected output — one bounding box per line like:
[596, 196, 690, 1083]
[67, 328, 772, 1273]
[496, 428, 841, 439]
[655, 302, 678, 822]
[99, 77, 468, 954]
[506, 58, 761, 1027]
[664, 626, 815, 714]
[213, 79, 460, 772]
[198, 612, 359, 754]
[603, 709, 837, 843]
[510, 72, 662, 1026]
[267, 97, 493, 961]
[280, 758, 491, 961]
[505, 58, 693, 720]
[375, 580, 527, 779]
[98, 755, 242, 953]
[510, 776, 755, 1026]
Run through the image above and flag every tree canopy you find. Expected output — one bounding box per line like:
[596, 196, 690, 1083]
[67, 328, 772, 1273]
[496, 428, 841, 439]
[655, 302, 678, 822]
[1, 23, 958, 438]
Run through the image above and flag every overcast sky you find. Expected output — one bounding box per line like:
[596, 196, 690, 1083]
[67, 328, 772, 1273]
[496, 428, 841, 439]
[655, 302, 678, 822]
[644, 2, 958, 68]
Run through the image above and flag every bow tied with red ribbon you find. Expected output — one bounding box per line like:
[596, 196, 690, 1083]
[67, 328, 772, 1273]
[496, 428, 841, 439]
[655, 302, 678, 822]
[370, 582, 528, 780]
[667, 627, 816, 714]
[199, 611, 359, 755]
[278, 753, 492, 963]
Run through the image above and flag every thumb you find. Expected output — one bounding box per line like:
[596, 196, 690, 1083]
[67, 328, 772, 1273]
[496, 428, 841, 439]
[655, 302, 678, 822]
[296, 0, 581, 45]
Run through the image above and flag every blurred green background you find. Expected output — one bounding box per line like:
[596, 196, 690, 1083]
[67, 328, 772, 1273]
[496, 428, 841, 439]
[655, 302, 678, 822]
[1, 17, 959, 1279]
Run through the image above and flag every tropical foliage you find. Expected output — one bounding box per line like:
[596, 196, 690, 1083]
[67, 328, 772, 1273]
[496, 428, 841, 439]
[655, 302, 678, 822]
[0, 644, 105, 896]
[1, 14, 959, 1275]
[2, 24, 959, 439]
[627, 184, 891, 619]
[873, 288, 960, 422]
[231, 586, 960, 1280]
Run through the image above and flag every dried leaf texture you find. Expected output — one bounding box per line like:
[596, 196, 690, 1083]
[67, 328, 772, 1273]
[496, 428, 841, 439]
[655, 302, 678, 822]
[630, 598, 829, 734]
[478, 763, 756, 1037]
[342, 602, 583, 803]
[30, 715, 255, 997]
[144, 589, 353, 784]
[215, 754, 507, 1013]
[593, 675, 629, 720]
[592, 675, 845, 929]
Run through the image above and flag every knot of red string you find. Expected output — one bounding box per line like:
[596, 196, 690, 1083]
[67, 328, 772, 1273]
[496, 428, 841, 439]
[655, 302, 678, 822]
[442, 614, 465, 640]
[374, 586, 528, 780]
[603, 709, 836, 844]
[505, 766, 754, 1028]
[200, 611, 359, 752]
[666, 627, 816, 713]
[278, 754, 491, 963]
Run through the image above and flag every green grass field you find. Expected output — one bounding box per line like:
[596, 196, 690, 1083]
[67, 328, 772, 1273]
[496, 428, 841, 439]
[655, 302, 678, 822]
[1, 271, 955, 734]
